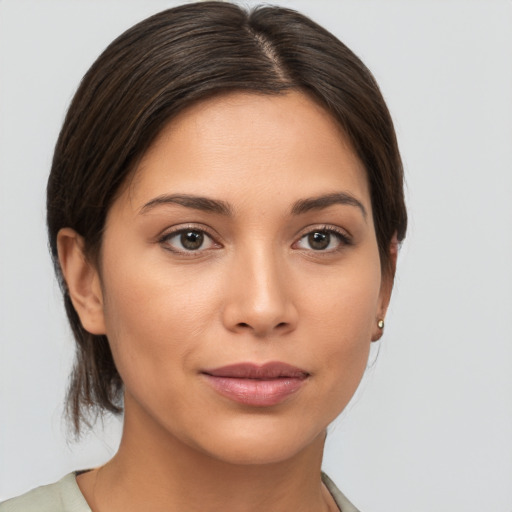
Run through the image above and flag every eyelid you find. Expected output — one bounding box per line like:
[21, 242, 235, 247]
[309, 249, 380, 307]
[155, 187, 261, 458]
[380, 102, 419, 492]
[156, 223, 352, 255]
[292, 224, 353, 252]
[157, 224, 222, 255]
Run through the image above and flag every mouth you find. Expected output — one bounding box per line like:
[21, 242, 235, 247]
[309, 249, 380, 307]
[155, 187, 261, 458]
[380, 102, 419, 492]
[201, 362, 310, 407]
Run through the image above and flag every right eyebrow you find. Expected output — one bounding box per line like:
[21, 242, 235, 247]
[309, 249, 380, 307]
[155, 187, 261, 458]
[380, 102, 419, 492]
[291, 192, 367, 220]
[139, 194, 233, 216]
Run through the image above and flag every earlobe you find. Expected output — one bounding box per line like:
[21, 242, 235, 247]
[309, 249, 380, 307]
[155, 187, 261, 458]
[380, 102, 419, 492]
[372, 232, 399, 342]
[57, 228, 106, 335]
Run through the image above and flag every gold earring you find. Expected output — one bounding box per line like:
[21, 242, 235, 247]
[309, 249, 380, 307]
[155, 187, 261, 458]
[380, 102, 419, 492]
[377, 319, 385, 329]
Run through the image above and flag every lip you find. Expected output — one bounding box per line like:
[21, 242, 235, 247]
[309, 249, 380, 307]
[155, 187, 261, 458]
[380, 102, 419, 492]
[201, 362, 309, 407]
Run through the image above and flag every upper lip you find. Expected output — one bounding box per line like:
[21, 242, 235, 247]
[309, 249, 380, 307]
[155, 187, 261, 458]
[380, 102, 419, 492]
[202, 362, 309, 379]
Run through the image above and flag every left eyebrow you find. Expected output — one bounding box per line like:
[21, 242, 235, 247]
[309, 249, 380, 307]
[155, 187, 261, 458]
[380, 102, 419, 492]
[140, 194, 233, 216]
[291, 192, 367, 219]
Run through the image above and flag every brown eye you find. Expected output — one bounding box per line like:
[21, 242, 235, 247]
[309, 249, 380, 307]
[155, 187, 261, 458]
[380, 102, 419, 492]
[308, 231, 330, 250]
[295, 228, 349, 252]
[161, 229, 216, 253]
[181, 230, 204, 250]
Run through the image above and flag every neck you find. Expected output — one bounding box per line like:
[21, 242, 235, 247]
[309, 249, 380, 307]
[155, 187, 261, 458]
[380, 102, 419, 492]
[78, 396, 335, 512]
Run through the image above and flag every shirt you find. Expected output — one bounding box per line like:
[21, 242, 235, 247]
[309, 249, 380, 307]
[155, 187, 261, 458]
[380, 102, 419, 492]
[0, 471, 360, 511]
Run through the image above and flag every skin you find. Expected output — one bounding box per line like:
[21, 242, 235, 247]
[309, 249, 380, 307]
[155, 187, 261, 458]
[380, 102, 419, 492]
[58, 91, 395, 512]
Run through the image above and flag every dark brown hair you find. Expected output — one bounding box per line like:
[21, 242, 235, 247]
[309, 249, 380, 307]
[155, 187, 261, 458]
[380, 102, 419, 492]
[47, 1, 407, 433]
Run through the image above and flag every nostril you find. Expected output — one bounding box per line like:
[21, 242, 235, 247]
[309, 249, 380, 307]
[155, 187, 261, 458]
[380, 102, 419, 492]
[235, 321, 288, 332]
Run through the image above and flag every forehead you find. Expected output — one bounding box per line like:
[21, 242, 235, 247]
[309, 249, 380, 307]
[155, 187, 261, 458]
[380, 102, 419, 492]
[122, 91, 370, 215]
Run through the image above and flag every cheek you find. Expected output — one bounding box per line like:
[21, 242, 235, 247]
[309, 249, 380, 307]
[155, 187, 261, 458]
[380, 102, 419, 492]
[299, 253, 381, 400]
[301, 252, 382, 339]
[98, 250, 222, 389]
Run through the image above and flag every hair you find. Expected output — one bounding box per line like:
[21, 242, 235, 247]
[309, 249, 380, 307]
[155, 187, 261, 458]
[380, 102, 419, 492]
[46, 1, 407, 434]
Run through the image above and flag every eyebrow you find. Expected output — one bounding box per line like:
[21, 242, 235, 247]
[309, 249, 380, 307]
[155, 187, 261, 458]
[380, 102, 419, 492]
[140, 191, 366, 219]
[140, 194, 233, 216]
[291, 192, 367, 219]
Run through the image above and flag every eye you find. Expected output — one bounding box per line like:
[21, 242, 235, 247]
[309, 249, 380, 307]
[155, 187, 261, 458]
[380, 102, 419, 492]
[160, 228, 217, 253]
[295, 228, 350, 252]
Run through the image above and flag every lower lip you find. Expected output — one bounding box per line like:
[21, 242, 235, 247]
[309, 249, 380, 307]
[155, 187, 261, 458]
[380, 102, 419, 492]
[202, 375, 307, 407]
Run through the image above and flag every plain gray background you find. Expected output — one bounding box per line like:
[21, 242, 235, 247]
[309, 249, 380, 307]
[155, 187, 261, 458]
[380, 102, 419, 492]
[1, 1, 511, 510]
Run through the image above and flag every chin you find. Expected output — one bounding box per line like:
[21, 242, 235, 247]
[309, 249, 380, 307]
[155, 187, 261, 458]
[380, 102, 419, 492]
[198, 438, 317, 466]
[181, 415, 328, 466]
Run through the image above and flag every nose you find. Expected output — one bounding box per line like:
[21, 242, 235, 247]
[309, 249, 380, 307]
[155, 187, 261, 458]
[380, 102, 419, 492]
[221, 246, 298, 338]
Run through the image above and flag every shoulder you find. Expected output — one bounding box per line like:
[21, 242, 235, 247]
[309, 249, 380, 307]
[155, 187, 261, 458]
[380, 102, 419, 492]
[321, 472, 361, 512]
[0, 473, 91, 512]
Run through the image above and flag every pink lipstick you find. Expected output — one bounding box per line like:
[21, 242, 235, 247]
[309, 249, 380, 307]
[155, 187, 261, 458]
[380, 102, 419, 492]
[201, 362, 309, 406]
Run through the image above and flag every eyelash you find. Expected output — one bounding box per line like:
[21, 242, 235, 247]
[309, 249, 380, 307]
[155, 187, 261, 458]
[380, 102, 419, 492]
[158, 225, 220, 256]
[294, 225, 352, 253]
[158, 224, 352, 256]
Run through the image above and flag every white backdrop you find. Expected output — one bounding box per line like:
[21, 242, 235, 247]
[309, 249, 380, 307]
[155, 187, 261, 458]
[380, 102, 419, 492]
[1, 1, 511, 511]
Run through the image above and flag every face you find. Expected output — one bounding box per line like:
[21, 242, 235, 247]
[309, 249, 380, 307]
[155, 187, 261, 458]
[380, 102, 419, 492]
[74, 91, 391, 465]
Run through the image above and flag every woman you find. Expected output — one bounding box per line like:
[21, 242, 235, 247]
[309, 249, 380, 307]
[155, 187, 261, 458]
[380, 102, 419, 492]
[1, 2, 406, 511]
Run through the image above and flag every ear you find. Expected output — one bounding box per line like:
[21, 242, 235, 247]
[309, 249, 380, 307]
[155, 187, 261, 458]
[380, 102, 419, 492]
[57, 228, 106, 335]
[371, 232, 399, 342]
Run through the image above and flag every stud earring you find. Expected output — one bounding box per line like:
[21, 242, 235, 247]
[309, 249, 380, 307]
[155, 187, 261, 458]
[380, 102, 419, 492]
[377, 319, 385, 329]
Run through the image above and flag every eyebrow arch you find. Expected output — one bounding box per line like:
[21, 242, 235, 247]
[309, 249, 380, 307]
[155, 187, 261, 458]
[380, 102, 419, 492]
[140, 194, 233, 216]
[291, 192, 367, 219]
